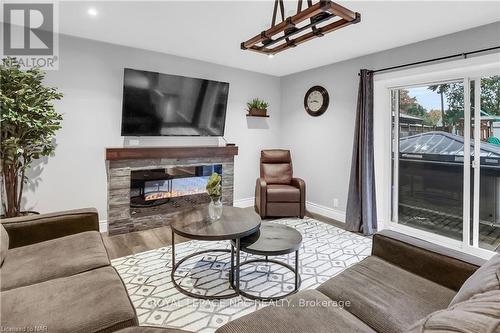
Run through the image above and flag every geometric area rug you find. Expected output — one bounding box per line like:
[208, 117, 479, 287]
[111, 217, 372, 333]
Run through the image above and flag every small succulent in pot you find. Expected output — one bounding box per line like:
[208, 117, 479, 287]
[246, 98, 269, 116]
[206, 172, 222, 199]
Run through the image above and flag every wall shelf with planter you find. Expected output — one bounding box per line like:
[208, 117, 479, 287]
[246, 114, 270, 118]
[246, 98, 269, 118]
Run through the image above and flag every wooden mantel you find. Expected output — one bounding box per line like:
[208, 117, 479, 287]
[105, 145, 238, 161]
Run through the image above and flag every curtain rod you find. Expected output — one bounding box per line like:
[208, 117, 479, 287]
[362, 45, 500, 76]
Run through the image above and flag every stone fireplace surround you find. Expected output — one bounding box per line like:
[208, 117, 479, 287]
[106, 146, 238, 235]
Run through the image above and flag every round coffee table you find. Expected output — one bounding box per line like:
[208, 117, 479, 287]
[170, 205, 261, 300]
[230, 223, 302, 301]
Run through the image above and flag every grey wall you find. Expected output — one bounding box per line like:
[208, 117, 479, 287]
[19, 22, 500, 224]
[22, 34, 281, 222]
[279, 22, 500, 217]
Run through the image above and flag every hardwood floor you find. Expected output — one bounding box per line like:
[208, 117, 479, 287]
[102, 208, 344, 260]
[102, 226, 190, 259]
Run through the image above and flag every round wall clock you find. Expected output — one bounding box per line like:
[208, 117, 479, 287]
[304, 86, 329, 117]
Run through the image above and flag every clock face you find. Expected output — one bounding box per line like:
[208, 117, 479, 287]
[304, 86, 329, 116]
[307, 91, 324, 112]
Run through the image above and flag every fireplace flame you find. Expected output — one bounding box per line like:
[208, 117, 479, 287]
[144, 189, 206, 201]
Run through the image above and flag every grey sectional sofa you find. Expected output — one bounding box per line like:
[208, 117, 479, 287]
[0, 208, 189, 333]
[216, 230, 500, 333]
[2, 208, 498, 333]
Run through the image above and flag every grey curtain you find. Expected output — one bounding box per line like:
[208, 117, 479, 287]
[346, 69, 377, 235]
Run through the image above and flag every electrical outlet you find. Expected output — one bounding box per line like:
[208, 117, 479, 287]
[333, 198, 339, 208]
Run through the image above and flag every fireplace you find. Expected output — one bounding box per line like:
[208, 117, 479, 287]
[129, 165, 222, 217]
[106, 146, 237, 235]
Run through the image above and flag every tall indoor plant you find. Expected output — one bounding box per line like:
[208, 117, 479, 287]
[0, 58, 63, 217]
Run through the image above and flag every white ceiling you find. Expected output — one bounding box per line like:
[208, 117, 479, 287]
[58, 1, 500, 77]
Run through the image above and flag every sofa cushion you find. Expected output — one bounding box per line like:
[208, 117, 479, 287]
[2, 208, 99, 248]
[116, 327, 192, 333]
[372, 230, 484, 291]
[215, 289, 376, 333]
[0, 230, 110, 290]
[0, 224, 8, 267]
[317, 256, 456, 333]
[406, 290, 500, 333]
[1, 266, 137, 333]
[267, 184, 300, 202]
[449, 254, 500, 306]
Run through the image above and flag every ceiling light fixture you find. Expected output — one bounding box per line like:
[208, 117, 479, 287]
[268, 54, 274, 59]
[241, 0, 360, 56]
[87, 8, 98, 17]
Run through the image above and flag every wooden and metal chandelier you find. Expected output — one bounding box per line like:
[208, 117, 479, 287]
[241, 0, 360, 56]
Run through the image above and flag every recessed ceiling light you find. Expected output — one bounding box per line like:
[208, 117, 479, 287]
[268, 54, 274, 59]
[87, 8, 98, 17]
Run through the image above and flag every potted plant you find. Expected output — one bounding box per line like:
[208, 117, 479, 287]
[246, 98, 269, 117]
[206, 172, 222, 221]
[0, 58, 63, 218]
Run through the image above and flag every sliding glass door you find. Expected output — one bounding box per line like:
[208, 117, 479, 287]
[391, 75, 500, 253]
[470, 75, 500, 251]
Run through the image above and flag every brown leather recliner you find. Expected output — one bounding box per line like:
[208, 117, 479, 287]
[255, 149, 305, 219]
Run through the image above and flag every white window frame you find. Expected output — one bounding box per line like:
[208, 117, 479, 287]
[373, 53, 500, 260]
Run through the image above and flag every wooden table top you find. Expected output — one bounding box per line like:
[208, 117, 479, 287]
[238, 223, 303, 256]
[170, 205, 261, 241]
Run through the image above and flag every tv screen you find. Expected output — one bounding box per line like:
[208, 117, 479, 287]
[121, 68, 229, 136]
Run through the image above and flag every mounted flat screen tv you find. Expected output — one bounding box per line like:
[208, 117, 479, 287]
[121, 68, 229, 136]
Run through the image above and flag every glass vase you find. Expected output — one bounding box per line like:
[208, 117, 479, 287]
[208, 196, 223, 221]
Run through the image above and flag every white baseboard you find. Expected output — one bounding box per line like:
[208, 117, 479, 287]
[306, 201, 346, 223]
[233, 197, 255, 208]
[99, 220, 108, 233]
